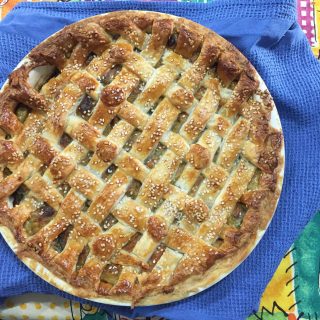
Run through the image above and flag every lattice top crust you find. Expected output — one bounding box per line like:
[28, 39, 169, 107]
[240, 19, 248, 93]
[0, 11, 283, 306]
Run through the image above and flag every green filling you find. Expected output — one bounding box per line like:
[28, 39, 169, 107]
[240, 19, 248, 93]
[76, 245, 90, 271]
[15, 104, 30, 123]
[52, 226, 72, 252]
[24, 216, 51, 236]
[24, 203, 55, 236]
[100, 264, 122, 284]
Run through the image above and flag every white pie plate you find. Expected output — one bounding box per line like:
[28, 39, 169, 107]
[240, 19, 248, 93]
[0, 11, 285, 306]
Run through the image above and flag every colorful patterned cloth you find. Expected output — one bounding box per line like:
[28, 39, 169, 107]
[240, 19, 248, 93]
[0, 294, 165, 320]
[247, 212, 320, 320]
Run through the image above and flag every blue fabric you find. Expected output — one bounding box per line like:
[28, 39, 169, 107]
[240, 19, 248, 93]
[0, 1, 319, 319]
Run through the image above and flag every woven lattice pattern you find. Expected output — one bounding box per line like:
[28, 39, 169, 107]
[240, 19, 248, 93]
[0, 11, 282, 304]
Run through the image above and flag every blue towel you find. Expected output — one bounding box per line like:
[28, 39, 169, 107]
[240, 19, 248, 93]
[0, 1, 319, 319]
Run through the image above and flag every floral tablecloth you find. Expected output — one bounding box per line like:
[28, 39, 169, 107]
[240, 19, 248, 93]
[0, 1, 319, 319]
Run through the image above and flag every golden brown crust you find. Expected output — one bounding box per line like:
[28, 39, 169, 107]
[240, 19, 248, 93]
[0, 10, 284, 307]
[175, 26, 203, 59]
[0, 92, 23, 135]
[0, 140, 23, 164]
[92, 235, 116, 260]
[167, 87, 194, 111]
[147, 216, 168, 241]
[96, 140, 118, 162]
[217, 51, 242, 86]
[9, 67, 49, 111]
[49, 155, 75, 181]
[184, 198, 209, 223]
[186, 144, 210, 170]
[101, 86, 126, 108]
[30, 136, 57, 165]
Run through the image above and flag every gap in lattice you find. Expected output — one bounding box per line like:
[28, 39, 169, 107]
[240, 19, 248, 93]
[188, 173, 205, 197]
[153, 59, 163, 69]
[76, 244, 90, 271]
[172, 210, 184, 226]
[100, 263, 122, 285]
[81, 199, 92, 213]
[23, 150, 29, 158]
[190, 127, 204, 145]
[147, 243, 166, 271]
[125, 179, 142, 200]
[166, 33, 178, 50]
[172, 160, 187, 184]
[38, 163, 48, 176]
[52, 225, 73, 253]
[100, 213, 118, 231]
[227, 202, 247, 229]
[123, 129, 141, 152]
[127, 81, 146, 103]
[215, 103, 223, 115]
[212, 146, 221, 163]
[123, 232, 142, 252]
[175, 72, 183, 82]
[190, 48, 201, 64]
[227, 154, 242, 173]
[171, 112, 188, 133]
[212, 237, 224, 248]
[57, 182, 71, 197]
[76, 95, 97, 121]
[144, 143, 167, 169]
[247, 168, 261, 190]
[85, 52, 97, 66]
[3, 167, 12, 178]
[112, 34, 120, 41]
[208, 67, 217, 77]
[102, 116, 121, 136]
[59, 132, 73, 149]
[23, 202, 56, 236]
[14, 104, 31, 123]
[228, 79, 238, 90]
[194, 86, 207, 101]
[38, 67, 60, 91]
[151, 198, 165, 212]
[233, 113, 241, 124]
[102, 163, 117, 181]
[80, 151, 94, 166]
[10, 184, 30, 207]
[100, 64, 122, 86]
[147, 96, 165, 116]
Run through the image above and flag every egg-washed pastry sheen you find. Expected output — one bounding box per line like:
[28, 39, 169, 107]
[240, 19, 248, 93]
[0, 11, 284, 306]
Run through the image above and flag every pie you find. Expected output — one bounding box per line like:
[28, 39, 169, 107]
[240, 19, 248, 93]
[0, 11, 284, 306]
